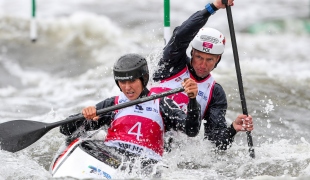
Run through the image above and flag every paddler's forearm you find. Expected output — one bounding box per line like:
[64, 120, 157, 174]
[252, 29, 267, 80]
[185, 98, 201, 137]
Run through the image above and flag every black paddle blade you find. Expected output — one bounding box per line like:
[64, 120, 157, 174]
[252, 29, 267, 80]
[0, 120, 51, 153]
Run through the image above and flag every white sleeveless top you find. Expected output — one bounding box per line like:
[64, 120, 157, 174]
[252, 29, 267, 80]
[104, 92, 164, 160]
[150, 66, 215, 117]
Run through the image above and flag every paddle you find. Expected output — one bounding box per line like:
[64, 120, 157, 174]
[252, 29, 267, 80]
[0, 87, 184, 153]
[223, 0, 255, 158]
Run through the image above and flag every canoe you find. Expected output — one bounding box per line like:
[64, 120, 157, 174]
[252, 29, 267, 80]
[50, 138, 121, 179]
[50, 133, 166, 179]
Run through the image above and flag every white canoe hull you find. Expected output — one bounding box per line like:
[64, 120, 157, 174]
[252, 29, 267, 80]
[51, 139, 119, 179]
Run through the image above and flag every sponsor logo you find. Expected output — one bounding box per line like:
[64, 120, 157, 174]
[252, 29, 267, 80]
[119, 99, 127, 103]
[203, 95, 208, 101]
[200, 35, 219, 44]
[115, 76, 133, 80]
[134, 104, 143, 113]
[146, 107, 158, 113]
[152, 108, 158, 113]
[175, 77, 182, 82]
[88, 165, 112, 179]
[135, 105, 143, 110]
[202, 42, 213, 49]
[202, 47, 211, 53]
[198, 91, 204, 97]
[118, 142, 144, 153]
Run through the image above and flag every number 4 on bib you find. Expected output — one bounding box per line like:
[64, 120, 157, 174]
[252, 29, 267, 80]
[128, 122, 143, 140]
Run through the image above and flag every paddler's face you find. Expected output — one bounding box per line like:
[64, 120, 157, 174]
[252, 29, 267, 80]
[118, 79, 143, 100]
[191, 49, 220, 78]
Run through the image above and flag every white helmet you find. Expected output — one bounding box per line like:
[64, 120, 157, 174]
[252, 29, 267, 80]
[191, 27, 225, 55]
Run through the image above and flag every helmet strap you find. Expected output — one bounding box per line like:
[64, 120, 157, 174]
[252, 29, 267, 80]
[139, 77, 146, 88]
[190, 49, 194, 66]
[115, 81, 122, 92]
[213, 55, 222, 69]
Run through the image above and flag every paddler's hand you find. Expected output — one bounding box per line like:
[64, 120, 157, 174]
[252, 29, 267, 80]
[233, 114, 254, 132]
[82, 106, 100, 121]
[182, 78, 198, 99]
[213, 0, 234, 9]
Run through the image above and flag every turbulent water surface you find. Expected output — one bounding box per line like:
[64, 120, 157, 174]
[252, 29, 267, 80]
[0, 0, 310, 179]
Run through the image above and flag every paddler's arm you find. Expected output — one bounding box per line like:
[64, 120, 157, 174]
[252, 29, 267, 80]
[59, 113, 85, 136]
[60, 97, 115, 136]
[203, 84, 253, 150]
[184, 98, 201, 137]
[153, 4, 217, 82]
[183, 78, 201, 137]
[203, 83, 233, 150]
[161, 78, 201, 137]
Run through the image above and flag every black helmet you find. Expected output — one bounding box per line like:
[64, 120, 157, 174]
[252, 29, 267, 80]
[113, 53, 149, 88]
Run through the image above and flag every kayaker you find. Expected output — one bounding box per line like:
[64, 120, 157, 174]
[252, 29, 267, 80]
[60, 53, 201, 177]
[150, 0, 254, 151]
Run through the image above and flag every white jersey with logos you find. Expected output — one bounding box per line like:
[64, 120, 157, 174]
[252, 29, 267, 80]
[150, 66, 215, 117]
[104, 92, 164, 161]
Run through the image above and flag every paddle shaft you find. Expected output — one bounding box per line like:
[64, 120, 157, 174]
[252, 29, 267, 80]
[223, 2, 255, 158]
[50, 87, 185, 128]
[0, 87, 184, 153]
